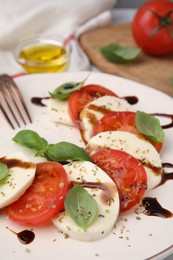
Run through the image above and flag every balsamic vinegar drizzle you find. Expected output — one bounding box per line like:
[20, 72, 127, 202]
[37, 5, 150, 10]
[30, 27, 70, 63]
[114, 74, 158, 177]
[142, 197, 172, 218]
[6, 227, 35, 244]
[31, 96, 49, 107]
[160, 163, 173, 185]
[0, 156, 35, 169]
[152, 113, 173, 129]
[142, 163, 173, 218]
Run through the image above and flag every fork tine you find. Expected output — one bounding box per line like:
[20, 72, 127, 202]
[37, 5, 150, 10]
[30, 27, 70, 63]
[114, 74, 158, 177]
[4, 81, 28, 126]
[3, 74, 32, 124]
[0, 74, 32, 128]
[0, 101, 15, 129]
[0, 88, 20, 128]
[7, 76, 32, 124]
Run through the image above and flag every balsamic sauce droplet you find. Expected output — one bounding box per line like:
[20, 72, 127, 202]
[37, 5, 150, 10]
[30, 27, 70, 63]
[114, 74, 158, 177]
[31, 97, 49, 107]
[142, 197, 173, 218]
[123, 96, 138, 105]
[63, 83, 76, 89]
[6, 227, 35, 244]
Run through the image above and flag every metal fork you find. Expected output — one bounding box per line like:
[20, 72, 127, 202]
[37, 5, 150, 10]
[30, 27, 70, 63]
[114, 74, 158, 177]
[0, 74, 32, 129]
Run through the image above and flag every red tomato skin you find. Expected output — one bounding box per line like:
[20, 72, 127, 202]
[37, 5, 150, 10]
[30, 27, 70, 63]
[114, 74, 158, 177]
[132, 0, 173, 56]
[92, 111, 163, 153]
[68, 84, 116, 127]
[91, 148, 147, 211]
[3, 162, 69, 226]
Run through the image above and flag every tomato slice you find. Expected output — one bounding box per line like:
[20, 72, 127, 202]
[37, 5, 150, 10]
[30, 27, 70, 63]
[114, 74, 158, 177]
[68, 84, 116, 127]
[91, 148, 147, 211]
[93, 111, 163, 152]
[3, 162, 68, 226]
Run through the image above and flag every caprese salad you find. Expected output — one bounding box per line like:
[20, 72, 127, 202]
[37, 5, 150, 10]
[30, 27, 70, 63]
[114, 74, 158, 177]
[0, 77, 166, 242]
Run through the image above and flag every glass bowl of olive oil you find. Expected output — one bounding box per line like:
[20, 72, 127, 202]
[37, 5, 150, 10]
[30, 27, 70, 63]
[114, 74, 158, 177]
[14, 34, 72, 73]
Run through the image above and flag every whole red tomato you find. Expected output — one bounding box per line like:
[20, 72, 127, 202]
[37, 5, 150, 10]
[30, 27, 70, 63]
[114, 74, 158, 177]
[132, 0, 173, 56]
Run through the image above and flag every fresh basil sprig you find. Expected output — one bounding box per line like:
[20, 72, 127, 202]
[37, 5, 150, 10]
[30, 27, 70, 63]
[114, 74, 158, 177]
[0, 163, 9, 185]
[49, 74, 90, 100]
[13, 130, 91, 163]
[64, 185, 99, 231]
[135, 111, 165, 142]
[100, 43, 141, 63]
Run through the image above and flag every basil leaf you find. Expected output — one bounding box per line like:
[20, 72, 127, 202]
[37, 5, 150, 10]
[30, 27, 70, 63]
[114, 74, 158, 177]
[49, 74, 90, 100]
[46, 142, 91, 162]
[100, 44, 141, 63]
[0, 163, 9, 185]
[13, 130, 48, 157]
[64, 185, 98, 231]
[135, 111, 165, 142]
[49, 82, 80, 100]
[13, 130, 91, 162]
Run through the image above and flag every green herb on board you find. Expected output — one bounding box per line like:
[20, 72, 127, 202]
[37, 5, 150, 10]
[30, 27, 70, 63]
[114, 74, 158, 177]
[100, 43, 141, 63]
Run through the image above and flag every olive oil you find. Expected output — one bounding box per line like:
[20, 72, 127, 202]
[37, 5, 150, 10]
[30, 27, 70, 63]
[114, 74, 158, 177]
[19, 43, 70, 73]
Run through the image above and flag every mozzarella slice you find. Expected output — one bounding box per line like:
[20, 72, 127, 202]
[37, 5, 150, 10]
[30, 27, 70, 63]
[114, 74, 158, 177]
[0, 152, 36, 209]
[48, 98, 74, 126]
[79, 95, 134, 143]
[86, 131, 162, 190]
[52, 161, 120, 241]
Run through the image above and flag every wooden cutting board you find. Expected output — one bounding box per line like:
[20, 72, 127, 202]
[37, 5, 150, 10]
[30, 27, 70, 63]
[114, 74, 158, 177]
[79, 23, 173, 98]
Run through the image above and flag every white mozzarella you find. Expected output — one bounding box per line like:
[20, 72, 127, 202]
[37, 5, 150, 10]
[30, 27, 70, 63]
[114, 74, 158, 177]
[52, 161, 120, 241]
[79, 95, 134, 143]
[86, 131, 162, 190]
[0, 152, 36, 209]
[48, 98, 74, 126]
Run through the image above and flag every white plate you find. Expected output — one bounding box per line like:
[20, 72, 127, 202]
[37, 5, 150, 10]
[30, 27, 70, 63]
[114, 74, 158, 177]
[0, 71, 173, 260]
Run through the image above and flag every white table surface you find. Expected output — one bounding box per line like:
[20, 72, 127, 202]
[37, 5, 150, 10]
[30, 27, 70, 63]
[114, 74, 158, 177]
[91, 7, 173, 260]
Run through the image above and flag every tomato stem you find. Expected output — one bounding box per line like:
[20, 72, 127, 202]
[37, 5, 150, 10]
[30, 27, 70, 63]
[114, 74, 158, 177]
[150, 10, 173, 38]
